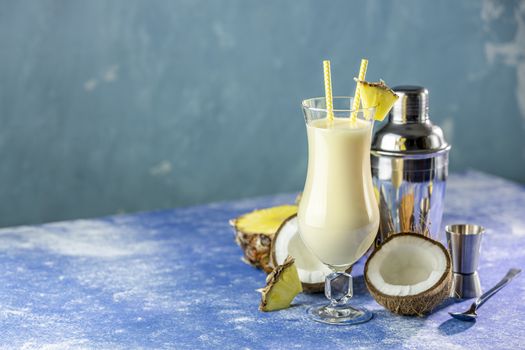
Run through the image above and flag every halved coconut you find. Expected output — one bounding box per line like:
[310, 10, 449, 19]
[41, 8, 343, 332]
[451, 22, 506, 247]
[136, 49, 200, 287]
[230, 205, 298, 273]
[364, 233, 451, 316]
[271, 214, 333, 293]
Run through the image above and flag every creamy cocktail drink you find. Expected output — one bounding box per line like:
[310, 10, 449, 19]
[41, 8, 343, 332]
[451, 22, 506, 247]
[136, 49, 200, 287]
[298, 117, 379, 269]
[298, 59, 398, 325]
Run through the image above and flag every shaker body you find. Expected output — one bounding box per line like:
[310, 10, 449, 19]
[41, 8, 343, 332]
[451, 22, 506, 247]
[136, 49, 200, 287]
[370, 85, 451, 247]
[371, 150, 449, 247]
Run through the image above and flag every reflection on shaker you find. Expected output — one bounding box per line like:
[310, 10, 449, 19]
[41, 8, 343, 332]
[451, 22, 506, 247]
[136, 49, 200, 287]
[391, 157, 403, 231]
[399, 189, 414, 232]
[377, 185, 395, 247]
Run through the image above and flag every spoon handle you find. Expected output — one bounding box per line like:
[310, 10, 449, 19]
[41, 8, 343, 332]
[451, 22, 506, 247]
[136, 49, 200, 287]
[474, 268, 521, 310]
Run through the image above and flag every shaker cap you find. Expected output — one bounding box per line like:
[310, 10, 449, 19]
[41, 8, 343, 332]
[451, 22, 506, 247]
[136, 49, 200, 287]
[391, 85, 429, 123]
[371, 85, 450, 158]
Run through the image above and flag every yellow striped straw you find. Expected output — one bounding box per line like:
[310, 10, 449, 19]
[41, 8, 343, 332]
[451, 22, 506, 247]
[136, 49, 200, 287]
[323, 60, 334, 122]
[351, 58, 368, 122]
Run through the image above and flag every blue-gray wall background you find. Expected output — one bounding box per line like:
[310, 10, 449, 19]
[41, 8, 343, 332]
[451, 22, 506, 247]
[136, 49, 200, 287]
[0, 0, 523, 227]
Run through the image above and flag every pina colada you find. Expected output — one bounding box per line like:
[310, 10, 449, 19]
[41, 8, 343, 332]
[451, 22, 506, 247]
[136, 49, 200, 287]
[298, 117, 379, 269]
[299, 59, 398, 325]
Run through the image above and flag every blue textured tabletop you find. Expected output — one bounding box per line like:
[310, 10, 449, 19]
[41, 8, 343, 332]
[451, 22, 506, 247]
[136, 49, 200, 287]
[0, 171, 524, 349]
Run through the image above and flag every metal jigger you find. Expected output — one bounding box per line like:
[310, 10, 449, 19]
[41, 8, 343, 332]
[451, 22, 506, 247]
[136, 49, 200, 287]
[446, 224, 484, 299]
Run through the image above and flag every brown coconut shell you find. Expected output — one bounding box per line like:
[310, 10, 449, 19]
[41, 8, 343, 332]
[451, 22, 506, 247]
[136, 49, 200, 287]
[364, 232, 452, 316]
[270, 214, 352, 294]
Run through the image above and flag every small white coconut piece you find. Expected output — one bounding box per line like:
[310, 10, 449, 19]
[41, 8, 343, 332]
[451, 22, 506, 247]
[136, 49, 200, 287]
[271, 215, 333, 293]
[364, 233, 451, 316]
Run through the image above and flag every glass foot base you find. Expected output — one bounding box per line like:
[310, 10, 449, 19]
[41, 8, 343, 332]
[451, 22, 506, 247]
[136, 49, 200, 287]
[307, 303, 373, 325]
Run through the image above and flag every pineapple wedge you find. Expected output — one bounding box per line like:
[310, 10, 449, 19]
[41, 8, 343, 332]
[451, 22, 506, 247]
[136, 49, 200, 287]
[258, 256, 303, 311]
[230, 205, 298, 273]
[357, 79, 399, 121]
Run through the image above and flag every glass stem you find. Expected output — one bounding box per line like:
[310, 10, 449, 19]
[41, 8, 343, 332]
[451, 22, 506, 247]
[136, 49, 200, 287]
[325, 271, 353, 309]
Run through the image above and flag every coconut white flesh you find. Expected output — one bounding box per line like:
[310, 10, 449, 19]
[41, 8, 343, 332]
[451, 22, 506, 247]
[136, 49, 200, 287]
[367, 235, 447, 296]
[274, 217, 331, 284]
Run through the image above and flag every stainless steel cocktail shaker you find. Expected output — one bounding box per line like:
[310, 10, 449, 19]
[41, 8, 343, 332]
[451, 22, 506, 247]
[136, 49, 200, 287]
[371, 86, 451, 247]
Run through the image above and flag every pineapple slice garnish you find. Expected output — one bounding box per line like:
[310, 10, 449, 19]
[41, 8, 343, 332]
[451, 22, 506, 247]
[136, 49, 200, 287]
[258, 256, 303, 311]
[357, 79, 399, 121]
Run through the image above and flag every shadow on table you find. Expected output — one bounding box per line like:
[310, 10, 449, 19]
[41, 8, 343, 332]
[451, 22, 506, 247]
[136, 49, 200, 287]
[353, 274, 369, 295]
[434, 298, 475, 335]
[438, 318, 475, 335]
